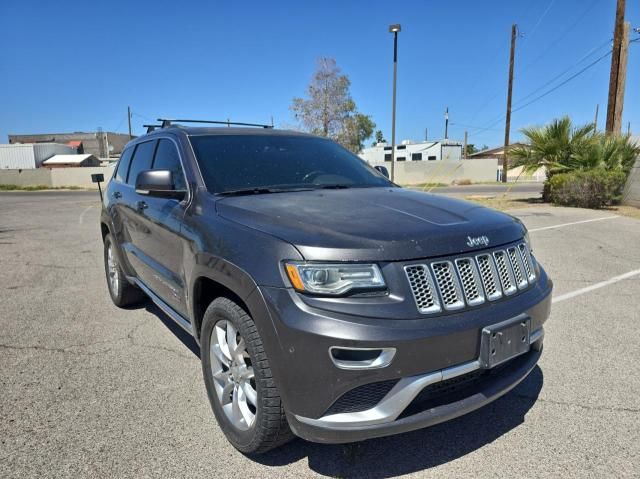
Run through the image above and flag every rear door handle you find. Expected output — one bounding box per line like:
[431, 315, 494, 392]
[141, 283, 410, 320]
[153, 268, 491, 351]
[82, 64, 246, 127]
[113, 191, 122, 199]
[136, 201, 148, 211]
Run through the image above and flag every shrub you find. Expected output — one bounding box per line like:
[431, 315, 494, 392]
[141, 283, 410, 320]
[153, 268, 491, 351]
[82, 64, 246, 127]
[547, 169, 627, 208]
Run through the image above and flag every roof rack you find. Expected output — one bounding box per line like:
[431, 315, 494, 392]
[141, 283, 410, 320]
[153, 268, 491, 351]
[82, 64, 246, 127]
[143, 124, 163, 133]
[156, 118, 274, 129]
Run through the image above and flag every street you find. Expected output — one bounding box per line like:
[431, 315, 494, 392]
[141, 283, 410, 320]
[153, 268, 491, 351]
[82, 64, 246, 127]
[1, 191, 639, 478]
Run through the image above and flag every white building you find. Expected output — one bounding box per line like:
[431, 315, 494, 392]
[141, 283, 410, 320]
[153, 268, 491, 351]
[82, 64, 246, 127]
[359, 140, 463, 166]
[0, 143, 75, 169]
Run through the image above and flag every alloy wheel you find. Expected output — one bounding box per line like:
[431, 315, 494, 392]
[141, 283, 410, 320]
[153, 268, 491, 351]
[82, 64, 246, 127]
[209, 319, 258, 431]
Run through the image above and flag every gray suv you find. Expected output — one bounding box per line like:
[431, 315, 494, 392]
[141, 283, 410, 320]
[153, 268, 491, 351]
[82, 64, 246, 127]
[100, 120, 552, 453]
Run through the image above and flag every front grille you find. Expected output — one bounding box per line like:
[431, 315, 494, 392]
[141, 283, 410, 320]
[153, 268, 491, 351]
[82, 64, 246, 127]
[324, 379, 399, 416]
[431, 261, 465, 311]
[404, 241, 535, 315]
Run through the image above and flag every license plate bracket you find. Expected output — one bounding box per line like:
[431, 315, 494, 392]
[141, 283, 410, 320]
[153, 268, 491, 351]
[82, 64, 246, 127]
[480, 317, 531, 369]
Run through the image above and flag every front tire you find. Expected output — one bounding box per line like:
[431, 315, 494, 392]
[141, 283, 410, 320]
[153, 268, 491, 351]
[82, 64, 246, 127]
[201, 298, 293, 454]
[103, 234, 146, 307]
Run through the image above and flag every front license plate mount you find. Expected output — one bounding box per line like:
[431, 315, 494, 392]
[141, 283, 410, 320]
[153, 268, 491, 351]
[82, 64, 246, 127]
[480, 316, 531, 369]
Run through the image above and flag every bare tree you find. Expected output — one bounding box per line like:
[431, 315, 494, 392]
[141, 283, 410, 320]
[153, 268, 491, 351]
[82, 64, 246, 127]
[291, 58, 374, 152]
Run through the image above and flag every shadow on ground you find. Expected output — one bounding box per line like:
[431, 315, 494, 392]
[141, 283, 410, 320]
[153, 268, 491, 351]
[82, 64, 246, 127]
[142, 298, 543, 478]
[254, 368, 543, 478]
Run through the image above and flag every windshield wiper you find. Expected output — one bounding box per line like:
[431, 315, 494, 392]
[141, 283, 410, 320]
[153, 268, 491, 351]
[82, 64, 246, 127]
[314, 184, 353, 190]
[216, 186, 315, 197]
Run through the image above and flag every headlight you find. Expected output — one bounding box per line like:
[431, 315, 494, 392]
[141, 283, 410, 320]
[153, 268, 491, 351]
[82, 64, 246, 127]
[284, 262, 385, 295]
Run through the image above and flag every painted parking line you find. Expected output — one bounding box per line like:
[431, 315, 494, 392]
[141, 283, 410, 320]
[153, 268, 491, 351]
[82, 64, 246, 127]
[529, 215, 618, 232]
[78, 205, 96, 224]
[552, 269, 640, 304]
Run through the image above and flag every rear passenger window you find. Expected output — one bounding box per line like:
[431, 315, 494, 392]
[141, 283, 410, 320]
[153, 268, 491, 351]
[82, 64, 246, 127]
[153, 139, 186, 190]
[127, 141, 156, 185]
[114, 147, 134, 183]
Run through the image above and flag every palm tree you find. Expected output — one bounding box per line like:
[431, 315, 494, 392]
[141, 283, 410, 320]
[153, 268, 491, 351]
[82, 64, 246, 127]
[509, 116, 597, 176]
[510, 116, 639, 201]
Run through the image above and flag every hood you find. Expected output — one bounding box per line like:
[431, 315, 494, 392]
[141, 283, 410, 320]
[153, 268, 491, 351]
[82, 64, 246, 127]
[215, 187, 525, 262]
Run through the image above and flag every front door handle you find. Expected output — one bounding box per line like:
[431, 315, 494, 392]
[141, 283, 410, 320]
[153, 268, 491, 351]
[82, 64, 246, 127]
[136, 201, 148, 211]
[113, 191, 122, 199]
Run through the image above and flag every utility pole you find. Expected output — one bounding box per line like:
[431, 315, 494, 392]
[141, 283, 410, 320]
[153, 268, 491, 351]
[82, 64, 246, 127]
[613, 22, 630, 133]
[627, 121, 631, 135]
[606, 0, 627, 134]
[593, 104, 599, 131]
[127, 106, 132, 139]
[444, 107, 449, 139]
[502, 23, 517, 183]
[425, 128, 428, 141]
[463, 130, 468, 159]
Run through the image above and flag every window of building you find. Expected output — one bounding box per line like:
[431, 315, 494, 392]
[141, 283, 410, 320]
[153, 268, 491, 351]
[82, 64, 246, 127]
[126, 140, 156, 185]
[428, 155, 437, 161]
[411, 153, 422, 161]
[397, 156, 406, 162]
[384, 154, 392, 162]
[152, 139, 186, 190]
[397, 145, 406, 150]
[114, 147, 134, 183]
[383, 146, 392, 151]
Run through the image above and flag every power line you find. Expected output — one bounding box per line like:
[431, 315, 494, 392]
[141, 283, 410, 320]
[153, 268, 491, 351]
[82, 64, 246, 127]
[512, 49, 612, 114]
[515, 38, 612, 106]
[517, 0, 600, 76]
[526, 0, 557, 39]
[469, 39, 614, 136]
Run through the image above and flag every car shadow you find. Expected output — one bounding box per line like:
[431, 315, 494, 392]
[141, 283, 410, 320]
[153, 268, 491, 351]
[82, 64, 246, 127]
[254, 367, 543, 478]
[134, 297, 543, 477]
[142, 301, 201, 358]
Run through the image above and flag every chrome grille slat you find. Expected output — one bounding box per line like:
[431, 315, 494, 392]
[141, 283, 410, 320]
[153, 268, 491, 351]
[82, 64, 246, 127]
[518, 243, 536, 283]
[431, 261, 465, 311]
[406, 242, 535, 315]
[404, 265, 441, 314]
[476, 254, 503, 301]
[455, 258, 485, 306]
[492, 250, 517, 295]
[507, 247, 528, 290]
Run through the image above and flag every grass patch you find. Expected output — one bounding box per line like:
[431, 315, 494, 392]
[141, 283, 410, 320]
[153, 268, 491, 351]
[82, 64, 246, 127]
[407, 182, 448, 189]
[606, 205, 640, 220]
[463, 195, 544, 211]
[0, 184, 85, 191]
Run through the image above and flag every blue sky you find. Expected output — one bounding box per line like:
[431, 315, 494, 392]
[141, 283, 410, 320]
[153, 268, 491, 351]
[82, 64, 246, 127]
[1, 0, 638, 148]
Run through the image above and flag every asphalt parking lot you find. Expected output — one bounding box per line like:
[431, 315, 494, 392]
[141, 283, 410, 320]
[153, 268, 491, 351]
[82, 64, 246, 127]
[1, 191, 639, 478]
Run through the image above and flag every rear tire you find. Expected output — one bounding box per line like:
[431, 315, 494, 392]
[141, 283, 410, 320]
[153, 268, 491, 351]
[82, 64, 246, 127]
[201, 297, 293, 454]
[103, 234, 146, 307]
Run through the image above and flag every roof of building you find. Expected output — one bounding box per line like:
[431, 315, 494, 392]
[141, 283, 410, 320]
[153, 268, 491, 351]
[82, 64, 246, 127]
[67, 140, 83, 148]
[468, 143, 526, 157]
[42, 154, 96, 165]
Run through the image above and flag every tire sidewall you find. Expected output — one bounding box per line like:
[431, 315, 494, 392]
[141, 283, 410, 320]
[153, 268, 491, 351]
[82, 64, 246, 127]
[201, 300, 262, 451]
[103, 234, 122, 304]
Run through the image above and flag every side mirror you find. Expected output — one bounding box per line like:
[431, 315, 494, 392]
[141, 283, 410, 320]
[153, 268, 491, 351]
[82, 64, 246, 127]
[374, 165, 389, 178]
[135, 170, 185, 199]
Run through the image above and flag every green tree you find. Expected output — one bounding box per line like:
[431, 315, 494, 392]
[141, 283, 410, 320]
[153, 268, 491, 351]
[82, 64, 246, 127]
[510, 116, 639, 201]
[339, 114, 376, 152]
[466, 144, 478, 155]
[291, 57, 375, 152]
[373, 130, 386, 146]
[510, 116, 638, 175]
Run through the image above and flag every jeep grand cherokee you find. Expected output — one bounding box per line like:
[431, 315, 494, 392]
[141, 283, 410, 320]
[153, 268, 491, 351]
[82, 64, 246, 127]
[100, 121, 552, 453]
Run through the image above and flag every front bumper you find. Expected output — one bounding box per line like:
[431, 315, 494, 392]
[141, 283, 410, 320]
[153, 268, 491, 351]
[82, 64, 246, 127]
[253, 268, 552, 443]
[289, 345, 542, 444]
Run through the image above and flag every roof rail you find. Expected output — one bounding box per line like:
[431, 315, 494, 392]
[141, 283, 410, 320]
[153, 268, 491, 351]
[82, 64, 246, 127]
[156, 118, 274, 129]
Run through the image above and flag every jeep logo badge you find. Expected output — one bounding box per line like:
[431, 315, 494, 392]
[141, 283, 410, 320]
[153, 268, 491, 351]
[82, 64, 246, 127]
[466, 235, 490, 248]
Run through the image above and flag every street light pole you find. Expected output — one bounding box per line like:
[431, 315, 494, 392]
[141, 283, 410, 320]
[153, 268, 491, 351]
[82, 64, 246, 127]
[389, 24, 401, 182]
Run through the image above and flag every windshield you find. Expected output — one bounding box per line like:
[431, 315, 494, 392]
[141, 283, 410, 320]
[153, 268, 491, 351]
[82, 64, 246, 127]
[189, 134, 393, 194]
